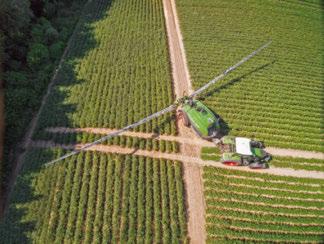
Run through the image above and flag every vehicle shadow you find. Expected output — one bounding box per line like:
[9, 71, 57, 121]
[197, 61, 276, 138]
[213, 112, 230, 138]
[201, 61, 275, 99]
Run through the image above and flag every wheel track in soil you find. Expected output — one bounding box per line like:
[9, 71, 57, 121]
[208, 234, 315, 244]
[206, 197, 324, 211]
[204, 188, 324, 203]
[205, 215, 324, 227]
[204, 172, 323, 187]
[203, 180, 323, 194]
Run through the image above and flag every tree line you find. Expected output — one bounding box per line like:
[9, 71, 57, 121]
[0, 0, 86, 205]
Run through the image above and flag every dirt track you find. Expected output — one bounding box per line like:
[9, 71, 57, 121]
[31, 141, 324, 180]
[266, 147, 324, 160]
[162, 0, 206, 242]
[47, 127, 324, 160]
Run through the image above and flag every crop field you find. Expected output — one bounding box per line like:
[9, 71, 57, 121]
[34, 0, 176, 137]
[0, 149, 187, 243]
[176, 0, 324, 152]
[271, 156, 324, 172]
[203, 167, 324, 243]
[200, 147, 221, 161]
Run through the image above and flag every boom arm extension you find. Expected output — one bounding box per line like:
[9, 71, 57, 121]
[45, 104, 177, 166]
[189, 40, 271, 98]
[45, 41, 271, 166]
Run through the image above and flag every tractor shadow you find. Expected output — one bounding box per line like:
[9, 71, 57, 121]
[213, 112, 230, 138]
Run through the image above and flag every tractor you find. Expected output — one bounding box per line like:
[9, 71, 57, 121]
[220, 136, 271, 169]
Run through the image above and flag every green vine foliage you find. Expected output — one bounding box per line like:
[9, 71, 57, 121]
[176, 0, 323, 152]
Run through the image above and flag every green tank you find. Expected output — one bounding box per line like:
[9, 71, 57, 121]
[179, 99, 220, 140]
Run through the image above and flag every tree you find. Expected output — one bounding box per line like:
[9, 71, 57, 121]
[27, 43, 49, 68]
[0, 33, 4, 182]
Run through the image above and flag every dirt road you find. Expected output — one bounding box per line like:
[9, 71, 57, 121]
[47, 127, 324, 160]
[162, 0, 205, 241]
[267, 147, 324, 160]
[31, 141, 324, 180]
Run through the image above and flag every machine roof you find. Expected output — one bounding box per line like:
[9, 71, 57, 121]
[235, 137, 252, 155]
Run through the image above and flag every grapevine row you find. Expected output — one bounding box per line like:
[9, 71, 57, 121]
[202, 166, 324, 242]
[0, 149, 188, 242]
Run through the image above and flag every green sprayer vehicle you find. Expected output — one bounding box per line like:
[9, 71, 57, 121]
[179, 99, 221, 140]
[179, 99, 271, 169]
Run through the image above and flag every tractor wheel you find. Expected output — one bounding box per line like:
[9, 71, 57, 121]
[249, 162, 268, 169]
[179, 110, 190, 127]
[263, 154, 272, 162]
[251, 140, 265, 149]
[242, 158, 250, 166]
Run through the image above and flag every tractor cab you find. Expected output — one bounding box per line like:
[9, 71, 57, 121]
[179, 99, 221, 140]
[220, 136, 271, 169]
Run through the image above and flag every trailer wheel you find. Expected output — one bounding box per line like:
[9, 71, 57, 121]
[179, 110, 190, 127]
[249, 162, 268, 169]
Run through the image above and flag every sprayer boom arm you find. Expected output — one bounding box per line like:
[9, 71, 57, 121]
[45, 41, 271, 166]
